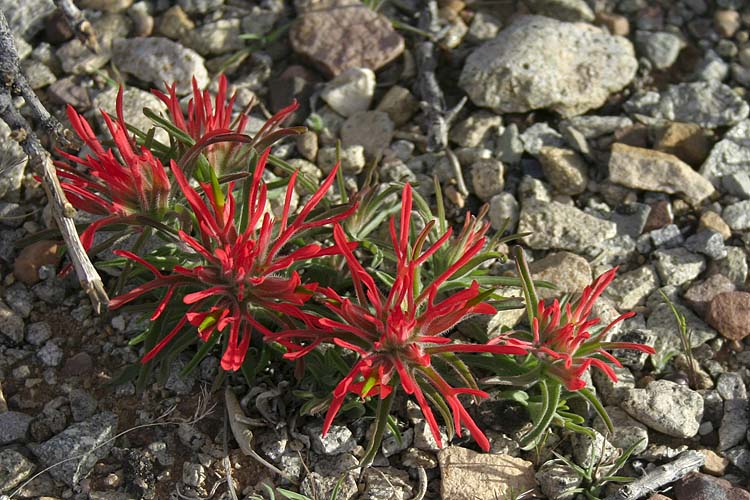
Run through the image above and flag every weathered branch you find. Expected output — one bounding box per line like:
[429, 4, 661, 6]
[0, 10, 108, 313]
[54, 0, 100, 52]
[605, 450, 705, 500]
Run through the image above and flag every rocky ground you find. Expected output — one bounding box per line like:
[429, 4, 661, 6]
[2, 0, 750, 499]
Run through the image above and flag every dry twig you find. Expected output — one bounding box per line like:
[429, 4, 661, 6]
[0, 10, 108, 313]
[605, 450, 705, 500]
[54, 0, 100, 52]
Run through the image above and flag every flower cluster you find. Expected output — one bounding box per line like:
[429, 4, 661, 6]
[54, 75, 656, 459]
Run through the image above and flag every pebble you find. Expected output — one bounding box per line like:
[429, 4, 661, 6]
[0, 411, 32, 445]
[301, 471, 358, 500]
[13, 240, 60, 286]
[519, 200, 617, 252]
[459, 15, 637, 118]
[604, 265, 659, 309]
[654, 121, 712, 167]
[361, 467, 412, 500]
[536, 146, 588, 195]
[56, 13, 132, 75]
[375, 85, 419, 126]
[32, 412, 118, 486]
[620, 380, 704, 438]
[624, 81, 749, 128]
[536, 460, 581, 500]
[643, 199, 674, 232]
[608, 143, 715, 204]
[467, 12, 502, 43]
[650, 224, 684, 248]
[674, 472, 750, 500]
[413, 420, 447, 452]
[0, 301, 25, 344]
[684, 274, 736, 316]
[1, 0, 54, 38]
[37, 341, 63, 367]
[596, 11, 630, 36]
[647, 302, 717, 357]
[652, 247, 706, 286]
[289, 0, 404, 77]
[181, 19, 243, 56]
[715, 9, 741, 38]
[707, 246, 748, 286]
[722, 199, 750, 231]
[722, 171, 750, 199]
[685, 230, 727, 259]
[25, 321, 51, 346]
[307, 424, 356, 455]
[69, 389, 98, 422]
[526, 0, 594, 22]
[706, 291, 750, 340]
[341, 111, 394, 160]
[635, 30, 685, 69]
[716, 372, 749, 451]
[529, 251, 592, 300]
[470, 159, 505, 201]
[495, 124, 524, 164]
[489, 192, 519, 232]
[593, 406, 649, 455]
[317, 145, 366, 174]
[611, 202, 651, 238]
[700, 120, 750, 188]
[157, 5, 194, 40]
[699, 449, 730, 476]
[111, 37, 208, 94]
[438, 447, 536, 500]
[699, 211, 732, 240]
[320, 67, 376, 118]
[0, 449, 34, 494]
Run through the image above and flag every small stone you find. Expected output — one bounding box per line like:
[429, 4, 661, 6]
[375, 85, 418, 126]
[413, 420, 447, 452]
[643, 200, 673, 232]
[519, 200, 617, 252]
[716, 372, 748, 450]
[520, 122, 566, 155]
[182, 463, 206, 489]
[381, 428, 413, 458]
[489, 192, 519, 232]
[647, 302, 717, 357]
[60, 352, 94, 377]
[0, 449, 34, 494]
[722, 171, 750, 199]
[701, 120, 750, 188]
[307, 424, 356, 455]
[684, 274, 737, 316]
[610, 329, 657, 369]
[699, 211, 732, 240]
[593, 406, 649, 455]
[495, 124, 524, 164]
[459, 15, 636, 117]
[595, 11, 630, 36]
[289, 0, 404, 77]
[439, 447, 536, 500]
[55, 13, 131, 75]
[0, 411, 32, 445]
[652, 247, 706, 286]
[715, 10, 741, 38]
[157, 5, 194, 39]
[450, 111, 502, 148]
[620, 380, 704, 438]
[321, 67, 376, 118]
[177, 0, 223, 14]
[0, 301, 24, 344]
[650, 224, 684, 248]
[470, 159, 504, 201]
[529, 252, 592, 300]
[20, 60, 56, 89]
[13, 240, 60, 285]
[654, 122, 712, 167]
[33, 412, 118, 486]
[37, 341, 63, 367]
[609, 143, 715, 204]
[612, 202, 651, 238]
[707, 246, 747, 286]
[317, 145, 366, 174]
[361, 467, 412, 500]
[401, 448, 438, 469]
[725, 446, 750, 473]
[674, 472, 750, 500]
[25, 321, 51, 346]
[723, 200, 750, 231]
[295, 131, 318, 162]
[635, 30, 685, 69]
[536, 460, 581, 500]
[341, 111, 394, 160]
[111, 37, 208, 94]
[536, 146, 588, 195]
[685, 230, 727, 260]
[699, 449, 730, 476]
[706, 291, 750, 340]
[624, 81, 749, 129]
[604, 265, 659, 309]
[467, 12, 502, 43]
[525, 0, 594, 22]
[69, 389, 98, 422]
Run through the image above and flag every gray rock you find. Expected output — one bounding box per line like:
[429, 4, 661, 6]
[562, 116, 633, 139]
[25, 321, 51, 346]
[0, 449, 34, 494]
[375, 86, 418, 127]
[609, 143, 715, 204]
[604, 265, 659, 309]
[307, 424, 356, 455]
[93, 86, 167, 142]
[33, 412, 118, 486]
[594, 406, 649, 455]
[317, 145, 366, 174]
[37, 341, 63, 367]
[536, 460, 581, 500]
[470, 159, 505, 201]
[382, 428, 413, 458]
[647, 301, 717, 361]
[467, 12, 502, 43]
[725, 446, 750, 473]
[321, 67, 376, 118]
[722, 171, 750, 199]
[694, 49, 729, 82]
[20, 60, 56, 89]
[0, 411, 32, 445]
[0, 0, 54, 37]
[717, 372, 749, 450]
[685, 230, 727, 260]
[635, 31, 685, 69]
[649, 224, 684, 249]
[182, 462, 206, 489]
[301, 471, 358, 500]
[489, 192, 519, 232]
[361, 467, 412, 500]
[164, 357, 196, 395]
[413, 420, 447, 452]
[652, 248, 706, 286]
[0, 122, 26, 202]
[341, 111, 394, 160]
[610, 329, 657, 370]
[56, 13, 131, 75]
[620, 380, 704, 438]
[0, 301, 24, 344]
[572, 430, 617, 470]
[520, 122, 566, 155]
[519, 200, 617, 252]
[69, 389, 98, 422]
[495, 123, 524, 164]
[526, 0, 594, 22]
[536, 146, 588, 195]
[624, 81, 749, 128]
[723, 200, 750, 231]
[178, 0, 223, 14]
[701, 120, 750, 188]
[459, 16, 636, 118]
[611, 203, 651, 238]
[181, 19, 243, 56]
[111, 37, 208, 94]
[707, 246, 748, 286]
[684, 274, 737, 316]
[450, 111, 502, 148]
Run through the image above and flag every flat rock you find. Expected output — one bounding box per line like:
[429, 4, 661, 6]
[609, 143, 715, 204]
[111, 37, 208, 94]
[0, 0, 54, 38]
[459, 15, 636, 118]
[321, 67, 375, 117]
[438, 447, 537, 500]
[529, 251, 592, 300]
[700, 120, 750, 188]
[289, 0, 404, 77]
[537, 146, 588, 195]
[625, 81, 749, 128]
[652, 247, 706, 286]
[674, 472, 750, 500]
[0, 449, 34, 494]
[0, 411, 32, 445]
[519, 200, 617, 252]
[722, 200, 750, 231]
[341, 111, 394, 160]
[604, 265, 660, 310]
[620, 380, 704, 438]
[32, 412, 118, 486]
[706, 291, 750, 340]
[654, 121, 712, 167]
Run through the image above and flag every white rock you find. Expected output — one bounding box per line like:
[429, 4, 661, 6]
[321, 67, 376, 117]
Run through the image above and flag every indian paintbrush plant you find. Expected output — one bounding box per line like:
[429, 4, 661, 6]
[50, 75, 655, 471]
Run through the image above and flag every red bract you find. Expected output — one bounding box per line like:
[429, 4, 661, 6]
[530, 268, 656, 391]
[55, 87, 171, 253]
[273, 184, 529, 452]
[110, 148, 356, 371]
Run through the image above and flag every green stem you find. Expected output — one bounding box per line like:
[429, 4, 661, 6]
[360, 391, 395, 469]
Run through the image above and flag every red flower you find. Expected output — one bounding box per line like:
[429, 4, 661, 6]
[110, 148, 356, 371]
[55, 87, 171, 254]
[273, 184, 529, 451]
[529, 268, 656, 391]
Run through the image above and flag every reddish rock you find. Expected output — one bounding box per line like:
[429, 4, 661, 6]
[13, 240, 61, 285]
[706, 291, 750, 340]
[60, 352, 94, 377]
[643, 200, 674, 232]
[674, 472, 750, 500]
[289, 0, 404, 77]
[684, 274, 736, 317]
